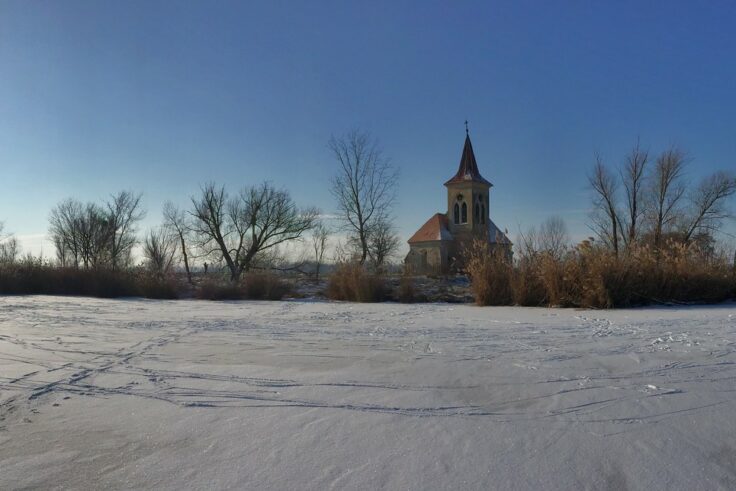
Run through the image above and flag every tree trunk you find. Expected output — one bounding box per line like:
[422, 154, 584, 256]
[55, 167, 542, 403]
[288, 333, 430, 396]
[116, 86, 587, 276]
[359, 232, 368, 265]
[611, 213, 618, 256]
[179, 235, 192, 284]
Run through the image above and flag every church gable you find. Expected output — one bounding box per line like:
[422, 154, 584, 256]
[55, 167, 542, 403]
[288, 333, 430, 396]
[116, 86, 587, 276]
[408, 213, 453, 244]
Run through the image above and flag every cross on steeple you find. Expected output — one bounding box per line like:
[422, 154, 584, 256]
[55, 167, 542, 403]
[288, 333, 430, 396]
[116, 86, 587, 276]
[464, 120, 469, 135]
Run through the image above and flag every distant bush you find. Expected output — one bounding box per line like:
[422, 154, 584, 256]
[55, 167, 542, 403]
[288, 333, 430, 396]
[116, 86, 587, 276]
[0, 261, 163, 298]
[195, 273, 291, 301]
[467, 238, 736, 308]
[326, 262, 387, 302]
[0, 256, 305, 302]
[573, 242, 735, 308]
[466, 241, 513, 306]
[138, 275, 181, 300]
[242, 273, 292, 300]
[395, 273, 419, 303]
[510, 259, 546, 306]
[195, 278, 245, 300]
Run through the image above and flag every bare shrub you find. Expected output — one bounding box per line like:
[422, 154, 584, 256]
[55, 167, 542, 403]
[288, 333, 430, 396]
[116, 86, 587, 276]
[465, 231, 734, 308]
[137, 274, 180, 299]
[195, 278, 245, 300]
[510, 258, 546, 306]
[242, 273, 291, 300]
[396, 272, 419, 303]
[142, 228, 178, 278]
[465, 239, 513, 306]
[0, 263, 139, 298]
[558, 241, 734, 308]
[326, 262, 387, 302]
[195, 273, 290, 301]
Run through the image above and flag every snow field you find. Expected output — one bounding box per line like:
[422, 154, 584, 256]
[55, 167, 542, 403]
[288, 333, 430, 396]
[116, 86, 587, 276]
[1, 296, 735, 490]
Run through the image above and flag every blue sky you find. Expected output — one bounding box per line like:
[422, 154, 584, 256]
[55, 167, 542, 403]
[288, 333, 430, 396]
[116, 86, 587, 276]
[1, 0, 735, 255]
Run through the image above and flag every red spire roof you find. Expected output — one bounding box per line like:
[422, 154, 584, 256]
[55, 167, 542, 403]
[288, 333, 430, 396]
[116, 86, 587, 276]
[444, 134, 492, 187]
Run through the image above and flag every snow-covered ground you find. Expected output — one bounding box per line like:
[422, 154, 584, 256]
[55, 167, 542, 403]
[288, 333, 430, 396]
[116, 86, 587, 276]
[1, 296, 735, 490]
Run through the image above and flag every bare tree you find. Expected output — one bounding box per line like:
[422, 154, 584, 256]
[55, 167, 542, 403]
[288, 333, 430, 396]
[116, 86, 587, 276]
[367, 217, 400, 270]
[0, 222, 19, 264]
[329, 130, 398, 265]
[538, 216, 569, 260]
[49, 200, 110, 269]
[516, 216, 569, 261]
[190, 182, 318, 281]
[515, 224, 539, 260]
[106, 191, 145, 270]
[232, 183, 318, 274]
[49, 199, 83, 267]
[79, 203, 111, 269]
[588, 155, 621, 255]
[682, 171, 736, 243]
[49, 192, 143, 270]
[142, 227, 178, 278]
[646, 146, 687, 248]
[620, 141, 648, 246]
[163, 202, 193, 284]
[310, 221, 330, 281]
[190, 183, 232, 276]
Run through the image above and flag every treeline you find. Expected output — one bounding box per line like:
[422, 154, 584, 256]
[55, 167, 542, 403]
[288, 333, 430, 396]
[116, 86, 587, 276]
[1, 136, 733, 306]
[0, 130, 403, 300]
[468, 143, 736, 308]
[0, 181, 324, 299]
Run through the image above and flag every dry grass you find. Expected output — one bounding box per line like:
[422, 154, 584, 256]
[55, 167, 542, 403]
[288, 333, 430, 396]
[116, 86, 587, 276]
[195, 273, 291, 301]
[0, 261, 179, 299]
[242, 273, 292, 300]
[395, 272, 421, 303]
[467, 239, 735, 308]
[326, 262, 387, 302]
[465, 242, 513, 306]
[0, 261, 292, 301]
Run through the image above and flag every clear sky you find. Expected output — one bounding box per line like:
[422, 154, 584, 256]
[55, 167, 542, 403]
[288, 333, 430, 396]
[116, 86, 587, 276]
[1, 0, 735, 256]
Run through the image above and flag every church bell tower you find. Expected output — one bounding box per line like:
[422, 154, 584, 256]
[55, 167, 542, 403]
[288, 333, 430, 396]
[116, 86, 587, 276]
[444, 125, 493, 243]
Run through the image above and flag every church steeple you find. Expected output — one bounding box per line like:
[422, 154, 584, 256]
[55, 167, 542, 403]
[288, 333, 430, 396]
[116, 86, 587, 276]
[444, 129, 492, 187]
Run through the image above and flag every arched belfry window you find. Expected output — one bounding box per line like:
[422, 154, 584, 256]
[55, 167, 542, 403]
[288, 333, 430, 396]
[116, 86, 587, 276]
[453, 203, 460, 224]
[481, 204, 486, 224]
[461, 202, 467, 223]
[474, 203, 480, 223]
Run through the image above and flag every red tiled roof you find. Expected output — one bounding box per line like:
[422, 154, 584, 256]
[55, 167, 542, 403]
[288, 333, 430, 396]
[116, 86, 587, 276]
[444, 134, 492, 186]
[407, 213, 453, 244]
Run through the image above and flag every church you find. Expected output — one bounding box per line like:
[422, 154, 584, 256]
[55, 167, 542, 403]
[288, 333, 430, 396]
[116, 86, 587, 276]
[404, 128, 511, 275]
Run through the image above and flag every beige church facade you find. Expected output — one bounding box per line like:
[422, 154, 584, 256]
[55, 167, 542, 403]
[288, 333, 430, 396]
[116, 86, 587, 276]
[404, 131, 511, 275]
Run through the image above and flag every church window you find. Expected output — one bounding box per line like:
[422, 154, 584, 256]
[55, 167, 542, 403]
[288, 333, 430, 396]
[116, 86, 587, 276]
[461, 202, 467, 223]
[474, 203, 479, 223]
[481, 204, 486, 224]
[453, 203, 459, 224]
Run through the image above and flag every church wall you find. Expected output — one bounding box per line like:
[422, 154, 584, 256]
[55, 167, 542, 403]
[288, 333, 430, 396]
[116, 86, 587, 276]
[405, 242, 450, 275]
